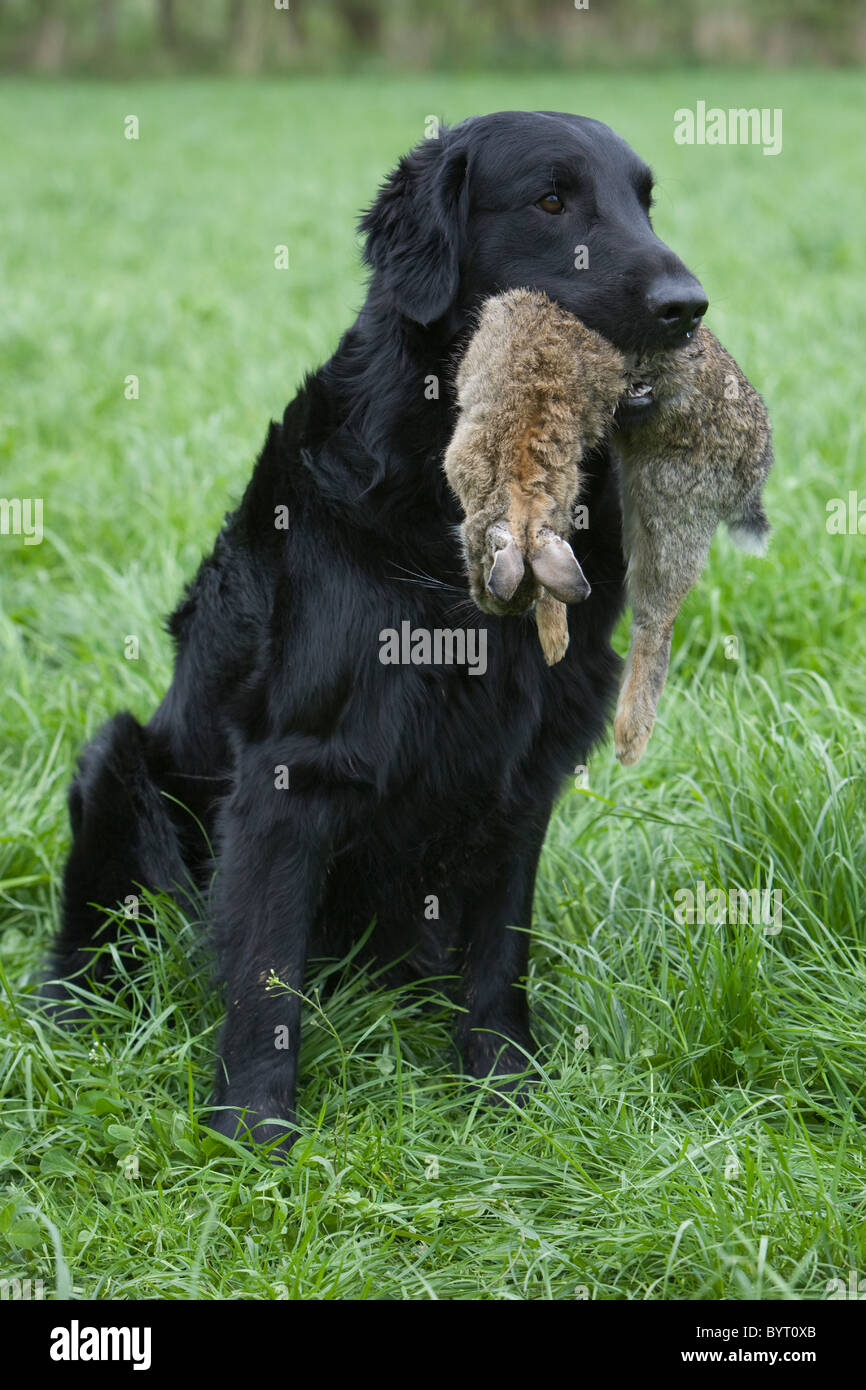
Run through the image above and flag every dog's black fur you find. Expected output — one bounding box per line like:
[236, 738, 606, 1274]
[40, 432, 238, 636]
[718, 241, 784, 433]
[48, 112, 707, 1145]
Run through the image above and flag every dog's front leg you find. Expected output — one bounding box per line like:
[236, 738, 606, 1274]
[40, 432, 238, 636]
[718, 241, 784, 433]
[209, 776, 333, 1151]
[458, 823, 548, 1088]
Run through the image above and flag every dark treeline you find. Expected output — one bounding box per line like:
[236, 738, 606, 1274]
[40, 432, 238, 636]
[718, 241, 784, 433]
[3, 0, 864, 74]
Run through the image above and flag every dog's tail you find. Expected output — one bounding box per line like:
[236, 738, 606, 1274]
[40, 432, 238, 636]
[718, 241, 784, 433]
[42, 711, 194, 1011]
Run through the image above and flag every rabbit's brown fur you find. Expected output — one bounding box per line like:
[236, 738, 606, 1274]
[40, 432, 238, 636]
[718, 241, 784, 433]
[444, 291, 773, 763]
[443, 289, 626, 665]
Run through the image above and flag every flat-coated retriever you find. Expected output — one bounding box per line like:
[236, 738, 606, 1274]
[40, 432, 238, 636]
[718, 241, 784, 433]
[47, 111, 707, 1145]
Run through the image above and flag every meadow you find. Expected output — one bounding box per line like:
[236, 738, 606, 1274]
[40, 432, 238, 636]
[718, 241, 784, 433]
[1, 70, 864, 1300]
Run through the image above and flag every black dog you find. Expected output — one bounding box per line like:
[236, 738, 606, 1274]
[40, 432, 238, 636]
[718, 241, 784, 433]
[47, 111, 707, 1145]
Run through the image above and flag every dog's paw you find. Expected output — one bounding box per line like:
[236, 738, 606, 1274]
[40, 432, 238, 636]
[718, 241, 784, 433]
[209, 1092, 298, 1157]
[462, 1031, 539, 1098]
[35, 971, 96, 1025]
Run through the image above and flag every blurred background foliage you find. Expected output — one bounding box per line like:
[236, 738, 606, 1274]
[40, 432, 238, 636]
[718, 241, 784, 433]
[2, 0, 864, 76]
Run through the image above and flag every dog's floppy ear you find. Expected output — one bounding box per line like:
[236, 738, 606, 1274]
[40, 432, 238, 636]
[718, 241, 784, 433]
[359, 132, 468, 325]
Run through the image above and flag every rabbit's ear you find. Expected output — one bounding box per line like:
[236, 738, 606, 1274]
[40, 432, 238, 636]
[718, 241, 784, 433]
[530, 534, 591, 603]
[487, 538, 525, 604]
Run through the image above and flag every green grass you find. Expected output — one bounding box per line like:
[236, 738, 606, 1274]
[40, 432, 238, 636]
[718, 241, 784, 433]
[1, 71, 865, 1301]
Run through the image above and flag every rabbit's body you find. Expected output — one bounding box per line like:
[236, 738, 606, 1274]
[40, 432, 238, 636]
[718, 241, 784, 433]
[611, 325, 772, 762]
[444, 293, 773, 763]
[444, 289, 626, 664]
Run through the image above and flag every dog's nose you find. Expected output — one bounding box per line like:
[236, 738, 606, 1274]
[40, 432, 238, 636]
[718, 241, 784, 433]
[646, 275, 708, 340]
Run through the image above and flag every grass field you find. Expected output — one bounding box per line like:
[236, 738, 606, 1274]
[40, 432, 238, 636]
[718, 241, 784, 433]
[1, 70, 865, 1301]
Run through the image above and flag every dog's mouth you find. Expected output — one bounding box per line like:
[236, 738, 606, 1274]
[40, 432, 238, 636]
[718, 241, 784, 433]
[615, 328, 702, 427]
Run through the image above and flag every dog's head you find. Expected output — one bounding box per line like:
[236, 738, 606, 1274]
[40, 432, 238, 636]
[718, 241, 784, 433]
[360, 110, 707, 358]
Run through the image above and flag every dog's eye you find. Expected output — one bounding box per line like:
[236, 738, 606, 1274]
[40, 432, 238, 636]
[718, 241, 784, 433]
[536, 193, 564, 215]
